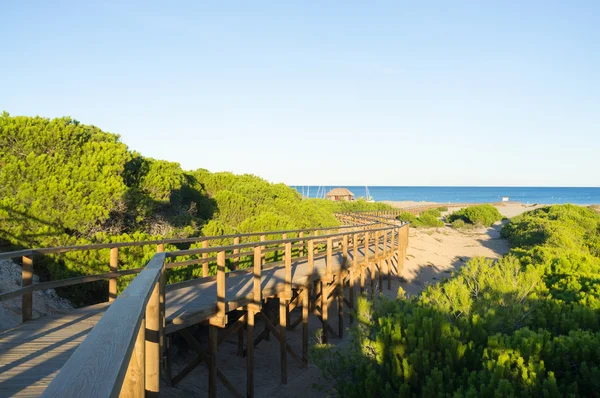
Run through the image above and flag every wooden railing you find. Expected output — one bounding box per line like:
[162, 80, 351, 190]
[0, 222, 381, 323]
[42, 253, 166, 397]
[27, 214, 409, 397]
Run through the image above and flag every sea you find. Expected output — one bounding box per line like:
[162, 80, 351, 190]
[291, 186, 600, 205]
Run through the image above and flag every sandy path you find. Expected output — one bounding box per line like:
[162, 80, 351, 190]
[400, 224, 509, 296]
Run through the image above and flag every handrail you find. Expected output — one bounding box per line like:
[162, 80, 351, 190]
[0, 222, 374, 261]
[41, 253, 166, 397]
[0, 216, 394, 313]
[0, 221, 396, 302]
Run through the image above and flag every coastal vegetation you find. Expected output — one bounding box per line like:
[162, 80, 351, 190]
[0, 113, 389, 304]
[396, 209, 444, 228]
[447, 204, 503, 227]
[315, 204, 600, 396]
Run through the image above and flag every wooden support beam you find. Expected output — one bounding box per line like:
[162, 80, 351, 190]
[145, 281, 161, 395]
[337, 272, 344, 339]
[109, 247, 118, 302]
[208, 325, 217, 398]
[321, 281, 328, 344]
[178, 328, 243, 397]
[255, 312, 305, 367]
[165, 335, 173, 387]
[247, 308, 255, 398]
[22, 255, 33, 322]
[237, 326, 244, 357]
[279, 298, 287, 384]
[217, 314, 247, 346]
[302, 287, 309, 365]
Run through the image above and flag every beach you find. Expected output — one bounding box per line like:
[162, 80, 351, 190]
[382, 200, 547, 218]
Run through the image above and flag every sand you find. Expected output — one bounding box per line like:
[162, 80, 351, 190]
[383, 200, 547, 219]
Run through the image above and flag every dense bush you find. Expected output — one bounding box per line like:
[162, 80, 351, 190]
[451, 219, 467, 229]
[315, 205, 600, 396]
[437, 206, 449, 212]
[396, 209, 443, 228]
[396, 212, 417, 224]
[0, 113, 390, 304]
[448, 204, 503, 227]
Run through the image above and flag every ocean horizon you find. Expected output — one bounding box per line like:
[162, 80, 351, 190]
[291, 186, 600, 205]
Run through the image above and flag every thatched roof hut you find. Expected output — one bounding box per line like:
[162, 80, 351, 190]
[325, 188, 355, 202]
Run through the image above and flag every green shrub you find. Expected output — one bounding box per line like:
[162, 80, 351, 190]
[0, 113, 392, 304]
[448, 204, 502, 227]
[396, 211, 443, 228]
[451, 219, 466, 229]
[396, 212, 417, 224]
[416, 212, 444, 228]
[436, 206, 449, 212]
[315, 205, 600, 396]
[421, 208, 441, 218]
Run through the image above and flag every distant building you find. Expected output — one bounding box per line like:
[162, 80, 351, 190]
[325, 188, 355, 202]
[502, 196, 510, 202]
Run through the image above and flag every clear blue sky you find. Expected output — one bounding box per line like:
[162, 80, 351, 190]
[2, 1, 599, 187]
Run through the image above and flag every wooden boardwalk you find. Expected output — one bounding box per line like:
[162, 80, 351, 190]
[0, 303, 109, 397]
[0, 241, 389, 397]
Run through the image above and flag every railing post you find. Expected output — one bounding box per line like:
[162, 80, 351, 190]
[145, 279, 161, 395]
[233, 236, 240, 270]
[215, 251, 226, 324]
[304, 239, 314, 363]
[362, 231, 368, 293]
[396, 227, 402, 273]
[109, 248, 118, 302]
[350, 233, 358, 323]
[22, 255, 33, 323]
[326, 237, 333, 277]
[202, 240, 209, 277]
[388, 228, 394, 290]
[121, 319, 145, 396]
[253, 246, 262, 308]
[156, 244, 166, 367]
[208, 325, 218, 398]
[285, 239, 292, 298]
[299, 231, 304, 257]
[260, 235, 266, 263]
